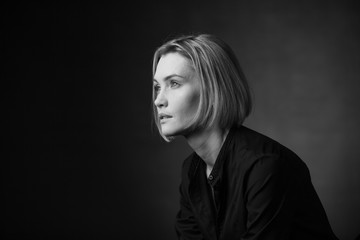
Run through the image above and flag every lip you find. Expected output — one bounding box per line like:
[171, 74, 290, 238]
[158, 113, 173, 123]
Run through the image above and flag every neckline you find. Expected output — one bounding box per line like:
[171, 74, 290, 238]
[205, 125, 235, 184]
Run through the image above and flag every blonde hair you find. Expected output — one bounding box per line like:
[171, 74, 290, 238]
[152, 34, 252, 141]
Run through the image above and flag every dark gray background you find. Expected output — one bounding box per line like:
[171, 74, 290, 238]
[3, 1, 360, 239]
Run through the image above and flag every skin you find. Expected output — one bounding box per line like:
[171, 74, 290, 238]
[153, 52, 200, 138]
[153, 52, 229, 175]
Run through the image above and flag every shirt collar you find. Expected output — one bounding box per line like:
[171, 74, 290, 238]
[188, 125, 236, 185]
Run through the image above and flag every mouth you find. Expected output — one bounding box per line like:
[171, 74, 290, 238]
[159, 114, 172, 121]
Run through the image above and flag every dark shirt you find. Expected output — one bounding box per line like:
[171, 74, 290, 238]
[175, 125, 338, 240]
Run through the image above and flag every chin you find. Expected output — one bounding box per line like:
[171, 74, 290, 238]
[161, 123, 194, 138]
[161, 125, 182, 138]
[161, 129, 178, 138]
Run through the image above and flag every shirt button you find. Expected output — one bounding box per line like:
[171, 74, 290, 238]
[208, 175, 213, 180]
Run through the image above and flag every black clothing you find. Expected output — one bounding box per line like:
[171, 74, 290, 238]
[175, 126, 338, 240]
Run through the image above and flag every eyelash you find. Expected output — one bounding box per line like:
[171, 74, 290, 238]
[170, 81, 180, 88]
[153, 84, 160, 93]
[153, 81, 180, 92]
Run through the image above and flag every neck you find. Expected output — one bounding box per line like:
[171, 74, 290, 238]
[185, 126, 230, 169]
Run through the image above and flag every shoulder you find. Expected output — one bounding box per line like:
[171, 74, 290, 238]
[181, 152, 195, 172]
[227, 126, 313, 195]
[232, 126, 288, 155]
[228, 125, 308, 175]
[180, 152, 200, 181]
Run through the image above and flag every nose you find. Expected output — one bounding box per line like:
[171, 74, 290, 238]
[154, 89, 168, 108]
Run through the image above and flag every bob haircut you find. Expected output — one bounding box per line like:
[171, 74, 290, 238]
[152, 34, 252, 141]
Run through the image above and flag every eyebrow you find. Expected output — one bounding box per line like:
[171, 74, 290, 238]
[153, 74, 185, 83]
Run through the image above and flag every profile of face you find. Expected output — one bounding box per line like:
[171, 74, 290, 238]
[153, 52, 201, 137]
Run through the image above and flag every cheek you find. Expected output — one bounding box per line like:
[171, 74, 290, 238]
[181, 91, 200, 115]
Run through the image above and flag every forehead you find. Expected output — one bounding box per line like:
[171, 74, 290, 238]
[154, 52, 194, 80]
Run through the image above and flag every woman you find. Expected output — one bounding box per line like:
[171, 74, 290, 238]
[152, 34, 338, 240]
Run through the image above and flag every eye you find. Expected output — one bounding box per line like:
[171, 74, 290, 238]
[153, 84, 160, 93]
[170, 81, 180, 88]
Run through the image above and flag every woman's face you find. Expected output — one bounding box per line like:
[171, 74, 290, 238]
[153, 52, 200, 137]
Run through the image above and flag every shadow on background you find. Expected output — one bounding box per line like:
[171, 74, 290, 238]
[3, 1, 360, 239]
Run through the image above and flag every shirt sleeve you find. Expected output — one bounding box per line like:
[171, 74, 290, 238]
[242, 154, 293, 240]
[175, 182, 205, 240]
